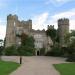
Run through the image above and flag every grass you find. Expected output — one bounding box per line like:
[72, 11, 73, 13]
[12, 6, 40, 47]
[54, 63, 75, 75]
[0, 61, 20, 75]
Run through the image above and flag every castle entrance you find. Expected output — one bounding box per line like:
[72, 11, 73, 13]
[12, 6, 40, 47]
[37, 51, 40, 56]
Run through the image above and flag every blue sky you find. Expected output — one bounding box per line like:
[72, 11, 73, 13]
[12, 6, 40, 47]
[0, 0, 75, 39]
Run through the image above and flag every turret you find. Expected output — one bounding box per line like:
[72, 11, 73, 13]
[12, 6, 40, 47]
[58, 18, 69, 46]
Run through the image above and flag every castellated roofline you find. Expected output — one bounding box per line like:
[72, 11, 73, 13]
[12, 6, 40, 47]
[21, 19, 32, 23]
[7, 14, 18, 20]
[58, 18, 69, 22]
[58, 18, 69, 26]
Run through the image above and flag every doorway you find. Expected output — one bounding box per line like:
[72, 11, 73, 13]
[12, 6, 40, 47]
[37, 51, 40, 56]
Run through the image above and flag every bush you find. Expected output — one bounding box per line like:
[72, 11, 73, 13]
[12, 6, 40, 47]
[67, 54, 75, 62]
[0, 46, 4, 55]
[66, 47, 75, 62]
[46, 46, 64, 56]
[4, 46, 35, 56]
[4, 46, 18, 56]
[17, 46, 35, 56]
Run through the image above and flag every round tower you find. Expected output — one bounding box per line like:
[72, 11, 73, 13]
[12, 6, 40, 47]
[58, 18, 69, 46]
[5, 14, 18, 47]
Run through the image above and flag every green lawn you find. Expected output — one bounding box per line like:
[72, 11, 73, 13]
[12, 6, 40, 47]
[0, 61, 20, 75]
[54, 63, 75, 75]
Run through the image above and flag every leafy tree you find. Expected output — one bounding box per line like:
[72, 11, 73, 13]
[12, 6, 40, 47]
[21, 33, 34, 47]
[65, 30, 75, 62]
[17, 33, 35, 56]
[70, 30, 75, 36]
[0, 39, 4, 56]
[0, 39, 3, 47]
[46, 28, 57, 45]
[4, 46, 18, 56]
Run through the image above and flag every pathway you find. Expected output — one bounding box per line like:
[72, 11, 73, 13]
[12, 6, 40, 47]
[9, 56, 67, 75]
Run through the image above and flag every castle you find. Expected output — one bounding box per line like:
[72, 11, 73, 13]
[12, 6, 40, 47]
[5, 14, 53, 55]
[5, 14, 69, 55]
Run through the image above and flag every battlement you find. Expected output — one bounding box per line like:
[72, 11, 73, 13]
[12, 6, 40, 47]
[21, 19, 32, 24]
[47, 25, 54, 29]
[7, 14, 18, 20]
[58, 18, 69, 25]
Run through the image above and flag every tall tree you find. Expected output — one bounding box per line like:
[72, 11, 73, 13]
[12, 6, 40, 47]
[0, 39, 3, 47]
[46, 28, 57, 44]
[18, 33, 35, 56]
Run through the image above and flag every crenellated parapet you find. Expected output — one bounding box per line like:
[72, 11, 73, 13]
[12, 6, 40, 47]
[7, 14, 18, 21]
[58, 18, 69, 26]
[47, 25, 54, 29]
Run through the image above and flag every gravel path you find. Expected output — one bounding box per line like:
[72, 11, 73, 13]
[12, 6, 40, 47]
[7, 56, 67, 75]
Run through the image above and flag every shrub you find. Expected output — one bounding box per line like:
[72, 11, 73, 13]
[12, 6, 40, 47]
[67, 54, 75, 62]
[0, 46, 4, 55]
[46, 46, 64, 56]
[17, 46, 35, 56]
[4, 46, 18, 56]
[66, 47, 75, 62]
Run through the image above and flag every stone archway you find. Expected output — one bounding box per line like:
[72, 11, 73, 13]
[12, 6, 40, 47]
[37, 51, 40, 56]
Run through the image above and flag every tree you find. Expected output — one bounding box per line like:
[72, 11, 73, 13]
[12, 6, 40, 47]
[46, 28, 57, 45]
[4, 46, 18, 56]
[65, 30, 75, 62]
[0, 39, 3, 47]
[17, 33, 35, 56]
[0, 39, 4, 55]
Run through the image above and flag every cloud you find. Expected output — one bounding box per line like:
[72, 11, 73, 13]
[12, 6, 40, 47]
[32, 12, 49, 30]
[45, 0, 71, 6]
[47, 8, 75, 30]
[0, 19, 6, 40]
[0, 25, 6, 40]
[52, 9, 75, 19]
[32, 8, 75, 30]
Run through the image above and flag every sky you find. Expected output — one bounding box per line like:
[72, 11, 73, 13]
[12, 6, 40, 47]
[0, 0, 75, 40]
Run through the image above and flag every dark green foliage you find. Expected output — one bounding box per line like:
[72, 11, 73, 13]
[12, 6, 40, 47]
[66, 34, 75, 62]
[70, 30, 75, 36]
[17, 46, 35, 56]
[46, 44, 64, 56]
[46, 28, 63, 56]
[0, 39, 4, 55]
[0, 46, 4, 55]
[4, 46, 18, 56]
[46, 28, 57, 42]
[17, 33, 35, 56]
[4, 33, 35, 56]
[21, 33, 35, 47]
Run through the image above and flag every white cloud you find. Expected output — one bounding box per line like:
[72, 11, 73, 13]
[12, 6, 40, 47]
[0, 19, 6, 40]
[32, 8, 75, 30]
[52, 9, 75, 19]
[47, 8, 75, 30]
[32, 12, 49, 30]
[45, 0, 71, 6]
[0, 25, 6, 40]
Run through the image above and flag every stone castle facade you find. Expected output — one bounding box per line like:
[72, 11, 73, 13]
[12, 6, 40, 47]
[5, 14, 53, 55]
[5, 14, 69, 55]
